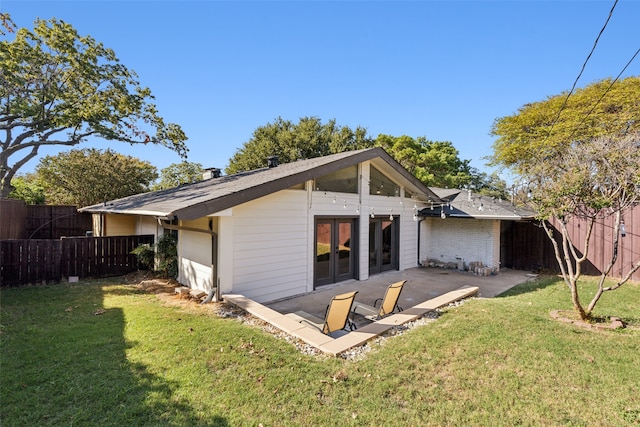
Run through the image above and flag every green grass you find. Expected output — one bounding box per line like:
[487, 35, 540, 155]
[1, 276, 639, 426]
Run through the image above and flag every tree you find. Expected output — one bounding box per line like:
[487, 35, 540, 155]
[8, 173, 45, 204]
[0, 16, 188, 199]
[1, 13, 15, 36]
[36, 148, 158, 207]
[375, 134, 478, 189]
[468, 169, 510, 200]
[491, 77, 640, 321]
[152, 161, 204, 190]
[490, 76, 640, 174]
[226, 116, 374, 174]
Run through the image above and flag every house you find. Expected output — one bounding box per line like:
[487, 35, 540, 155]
[81, 147, 447, 303]
[419, 188, 535, 273]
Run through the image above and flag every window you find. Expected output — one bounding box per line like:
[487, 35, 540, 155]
[314, 165, 358, 194]
[369, 166, 399, 197]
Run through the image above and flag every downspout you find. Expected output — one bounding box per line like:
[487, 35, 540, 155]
[416, 217, 425, 266]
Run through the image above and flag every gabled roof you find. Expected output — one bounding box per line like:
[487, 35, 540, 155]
[420, 188, 535, 220]
[80, 147, 442, 220]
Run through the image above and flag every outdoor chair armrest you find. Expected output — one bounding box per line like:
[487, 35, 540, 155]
[352, 302, 380, 321]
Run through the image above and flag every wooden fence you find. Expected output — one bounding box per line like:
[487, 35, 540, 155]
[26, 205, 93, 239]
[502, 205, 640, 282]
[549, 204, 640, 282]
[0, 235, 154, 287]
[0, 199, 26, 239]
[0, 200, 93, 240]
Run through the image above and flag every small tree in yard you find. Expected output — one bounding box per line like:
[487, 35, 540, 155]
[0, 16, 188, 199]
[491, 76, 640, 321]
[535, 135, 640, 320]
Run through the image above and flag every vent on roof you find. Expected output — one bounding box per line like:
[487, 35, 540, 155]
[203, 168, 221, 180]
[267, 156, 279, 168]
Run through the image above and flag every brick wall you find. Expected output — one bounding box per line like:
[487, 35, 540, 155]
[423, 217, 501, 270]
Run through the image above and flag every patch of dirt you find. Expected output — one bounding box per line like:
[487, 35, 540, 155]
[130, 275, 234, 314]
[550, 310, 628, 331]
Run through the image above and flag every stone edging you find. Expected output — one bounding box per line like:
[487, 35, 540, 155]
[549, 310, 626, 330]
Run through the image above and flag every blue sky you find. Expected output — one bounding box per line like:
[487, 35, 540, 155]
[3, 1, 639, 179]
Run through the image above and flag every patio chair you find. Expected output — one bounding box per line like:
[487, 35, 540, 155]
[288, 291, 358, 337]
[352, 280, 406, 321]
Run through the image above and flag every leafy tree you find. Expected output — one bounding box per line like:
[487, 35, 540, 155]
[0, 16, 188, 199]
[8, 173, 45, 204]
[36, 148, 158, 207]
[491, 77, 640, 321]
[1, 13, 15, 35]
[375, 134, 476, 189]
[490, 76, 640, 174]
[152, 161, 204, 190]
[468, 169, 510, 200]
[226, 116, 503, 194]
[226, 116, 373, 174]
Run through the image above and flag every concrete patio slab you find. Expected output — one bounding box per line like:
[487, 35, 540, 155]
[223, 268, 532, 356]
[264, 267, 532, 320]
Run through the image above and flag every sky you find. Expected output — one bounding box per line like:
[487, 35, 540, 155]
[3, 0, 639, 180]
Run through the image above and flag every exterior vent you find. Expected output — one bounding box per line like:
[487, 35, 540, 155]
[203, 168, 222, 180]
[267, 156, 279, 168]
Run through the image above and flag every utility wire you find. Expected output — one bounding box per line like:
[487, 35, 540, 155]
[567, 47, 640, 142]
[542, 0, 619, 142]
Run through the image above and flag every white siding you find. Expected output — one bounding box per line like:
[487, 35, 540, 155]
[178, 218, 215, 292]
[138, 216, 158, 237]
[175, 162, 435, 303]
[229, 190, 310, 303]
[221, 184, 424, 303]
[423, 218, 501, 270]
[180, 259, 214, 291]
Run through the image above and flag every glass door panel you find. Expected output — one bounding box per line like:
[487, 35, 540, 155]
[315, 221, 332, 285]
[315, 218, 356, 287]
[369, 221, 379, 272]
[336, 220, 353, 280]
[381, 220, 393, 270]
[369, 217, 399, 274]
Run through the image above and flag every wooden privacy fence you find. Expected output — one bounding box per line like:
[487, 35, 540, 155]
[0, 235, 154, 287]
[503, 205, 640, 282]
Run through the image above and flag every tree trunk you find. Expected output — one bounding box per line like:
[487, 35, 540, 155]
[543, 219, 590, 321]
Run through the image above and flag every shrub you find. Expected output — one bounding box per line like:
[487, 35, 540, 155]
[130, 232, 178, 279]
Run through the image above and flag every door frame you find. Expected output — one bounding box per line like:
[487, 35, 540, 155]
[314, 216, 358, 288]
[368, 216, 399, 275]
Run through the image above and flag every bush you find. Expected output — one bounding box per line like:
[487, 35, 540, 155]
[130, 244, 155, 270]
[156, 233, 178, 279]
[130, 233, 178, 279]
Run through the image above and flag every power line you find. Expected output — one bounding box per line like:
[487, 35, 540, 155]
[567, 47, 640, 141]
[542, 0, 619, 142]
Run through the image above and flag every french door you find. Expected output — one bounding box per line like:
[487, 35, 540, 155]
[315, 218, 357, 287]
[369, 217, 399, 274]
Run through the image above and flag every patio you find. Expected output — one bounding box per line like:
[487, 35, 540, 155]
[224, 267, 535, 356]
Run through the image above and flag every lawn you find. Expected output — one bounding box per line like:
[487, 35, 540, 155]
[1, 275, 639, 426]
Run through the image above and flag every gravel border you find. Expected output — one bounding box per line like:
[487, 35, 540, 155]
[212, 298, 474, 360]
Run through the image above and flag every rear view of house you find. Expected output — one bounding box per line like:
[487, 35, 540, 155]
[81, 148, 443, 302]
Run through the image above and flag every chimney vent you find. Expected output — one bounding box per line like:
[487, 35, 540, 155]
[203, 168, 221, 180]
[267, 156, 279, 168]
